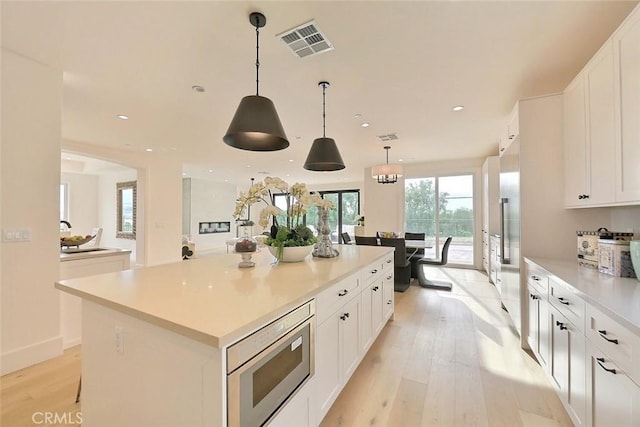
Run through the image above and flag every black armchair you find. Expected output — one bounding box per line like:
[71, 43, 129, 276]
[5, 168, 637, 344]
[404, 232, 426, 278]
[355, 236, 379, 246]
[379, 237, 412, 292]
[341, 232, 352, 244]
[417, 236, 453, 291]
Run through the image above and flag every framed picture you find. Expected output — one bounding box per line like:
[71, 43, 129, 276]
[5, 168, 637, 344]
[199, 221, 231, 234]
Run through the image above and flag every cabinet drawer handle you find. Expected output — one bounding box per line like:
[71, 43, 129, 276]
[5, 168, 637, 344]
[556, 297, 570, 306]
[386, 259, 392, 264]
[338, 290, 348, 297]
[340, 312, 350, 321]
[556, 320, 567, 331]
[531, 275, 541, 281]
[387, 300, 392, 305]
[371, 269, 378, 274]
[372, 286, 379, 292]
[386, 275, 393, 280]
[596, 357, 617, 374]
[598, 330, 619, 344]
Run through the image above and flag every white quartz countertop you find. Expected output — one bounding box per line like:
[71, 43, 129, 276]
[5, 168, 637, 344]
[60, 247, 131, 262]
[56, 245, 392, 348]
[527, 257, 640, 335]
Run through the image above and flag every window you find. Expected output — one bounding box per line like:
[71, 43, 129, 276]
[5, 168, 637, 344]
[319, 190, 360, 243]
[116, 181, 136, 239]
[405, 175, 473, 265]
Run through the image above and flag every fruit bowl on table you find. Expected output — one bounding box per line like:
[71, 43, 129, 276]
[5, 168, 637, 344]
[60, 235, 95, 248]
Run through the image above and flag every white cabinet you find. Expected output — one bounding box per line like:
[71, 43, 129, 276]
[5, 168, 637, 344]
[586, 344, 640, 427]
[563, 4, 640, 207]
[313, 255, 394, 425]
[490, 235, 501, 293]
[499, 103, 519, 156]
[564, 41, 616, 207]
[549, 305, 587, 427]
[614, 7, 640, 203]
[527, 283, 549, 371]
[482, 156, 500, 280]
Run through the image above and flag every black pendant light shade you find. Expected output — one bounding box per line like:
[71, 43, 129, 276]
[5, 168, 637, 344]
[304, 81, 345, 171]
[224, 95, 289, 151]
[304, 137, 345, 171]
[223, 12, 290, 152]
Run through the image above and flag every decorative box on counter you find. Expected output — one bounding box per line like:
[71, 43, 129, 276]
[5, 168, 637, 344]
[577, 228, 634, 269]
[598, 239, 637, 278]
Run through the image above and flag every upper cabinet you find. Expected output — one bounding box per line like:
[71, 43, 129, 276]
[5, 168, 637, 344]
[564, 41, 616, 207]
[564, 5, 640, 208]
[499, 103, 520, 156]
[614, 8, 640, 203]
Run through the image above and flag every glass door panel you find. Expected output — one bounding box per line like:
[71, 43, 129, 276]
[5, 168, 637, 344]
[404, 178, 437, 258]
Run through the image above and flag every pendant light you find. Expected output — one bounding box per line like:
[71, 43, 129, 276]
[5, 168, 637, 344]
[371, 146, 403, 184]
[223, 12, 289, 151]
[303, 81, 345, 171]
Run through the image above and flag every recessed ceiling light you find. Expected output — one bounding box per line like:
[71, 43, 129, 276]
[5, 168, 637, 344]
[361, 123, 370, 128]
[145, 148, 153, 152]
[354, 113, 362, 118]
[116, 114, 129, 120]
[289, 159, 294, 162]
[182, 172, 187, 176]
[399, 159, 404, 162]
[192, 85, 205, 93]
[208, 169, 213, 173]
[246, 165, 251, 168]
[452, 105, 464, 111]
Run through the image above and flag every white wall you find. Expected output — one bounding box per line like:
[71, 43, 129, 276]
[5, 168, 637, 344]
[187, 178, 237, 252]
[1, 49, 63, 374]
[61, 172, 99, 237]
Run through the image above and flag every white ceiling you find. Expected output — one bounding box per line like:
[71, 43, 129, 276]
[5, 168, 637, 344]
[2, 1, 637, 185]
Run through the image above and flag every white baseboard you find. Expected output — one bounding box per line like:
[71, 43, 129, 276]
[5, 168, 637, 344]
[1, 335, 63, 375]
[63, 336, 82, 349]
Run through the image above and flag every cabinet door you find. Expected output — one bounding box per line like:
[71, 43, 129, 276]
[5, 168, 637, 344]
[564, 74, 588, 207]
[614, 8, 640, 203]
[314, 315, 341, 421]
[527, 285, 540, 358]
[360, 282, 374, 353]
[585, 41, 616, 205]
[382, 273, 394, 322]
[538, 296, 550, 372]
[587, 344, 640, 427]
[550, 307, 586, 426]
[371, 279, 384, 335]
[341, 297, 361, 384]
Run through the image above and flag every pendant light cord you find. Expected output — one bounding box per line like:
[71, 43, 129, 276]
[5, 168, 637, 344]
[322, 84, 327, 138]
[255, 25, 260, 96]
[385, 146, 390, 164]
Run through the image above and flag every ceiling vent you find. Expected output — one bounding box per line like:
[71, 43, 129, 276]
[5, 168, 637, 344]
[277, 20, 334, 58]
[378, 133, 399, 142]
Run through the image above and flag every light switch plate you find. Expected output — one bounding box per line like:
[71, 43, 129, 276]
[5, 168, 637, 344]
[3, 228, 32, 242]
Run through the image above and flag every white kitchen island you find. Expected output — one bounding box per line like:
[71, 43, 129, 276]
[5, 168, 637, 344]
[56, 244, 394, 427]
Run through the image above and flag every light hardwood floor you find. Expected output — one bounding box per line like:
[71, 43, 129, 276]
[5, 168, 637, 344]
[320, 267, 573, 427]
[1, 267, 572, 427]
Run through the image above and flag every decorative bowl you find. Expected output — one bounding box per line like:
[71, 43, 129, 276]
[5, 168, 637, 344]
[60, 235, 95, 248]
[630, 241, 640, 280]
[267, 245, 314, 263]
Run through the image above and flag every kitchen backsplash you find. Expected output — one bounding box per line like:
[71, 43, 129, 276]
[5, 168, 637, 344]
[610, 205, 640, 236]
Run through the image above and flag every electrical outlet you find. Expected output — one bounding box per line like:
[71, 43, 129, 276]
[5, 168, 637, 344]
[115, 327, 124, 354]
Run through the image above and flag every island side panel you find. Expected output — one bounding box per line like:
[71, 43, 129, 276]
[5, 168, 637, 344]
[60, 252, 131, 348]
[81, 300, 224, 427]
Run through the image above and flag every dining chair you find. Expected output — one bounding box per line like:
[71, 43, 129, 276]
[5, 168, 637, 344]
[417, 236, 453, 291]
[341, 232, 352, 244]
[379, 237, 412, 292]
[404, 231, 425, 278]
[355, 236, 378, 246]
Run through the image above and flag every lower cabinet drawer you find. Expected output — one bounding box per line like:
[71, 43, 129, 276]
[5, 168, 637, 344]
[549, 277, 585, 333]
[316, 273, 360, 324]
[585, 303, 640, 385]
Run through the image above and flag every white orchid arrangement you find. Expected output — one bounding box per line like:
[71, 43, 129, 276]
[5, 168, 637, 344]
[232, 177, 334, 249]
